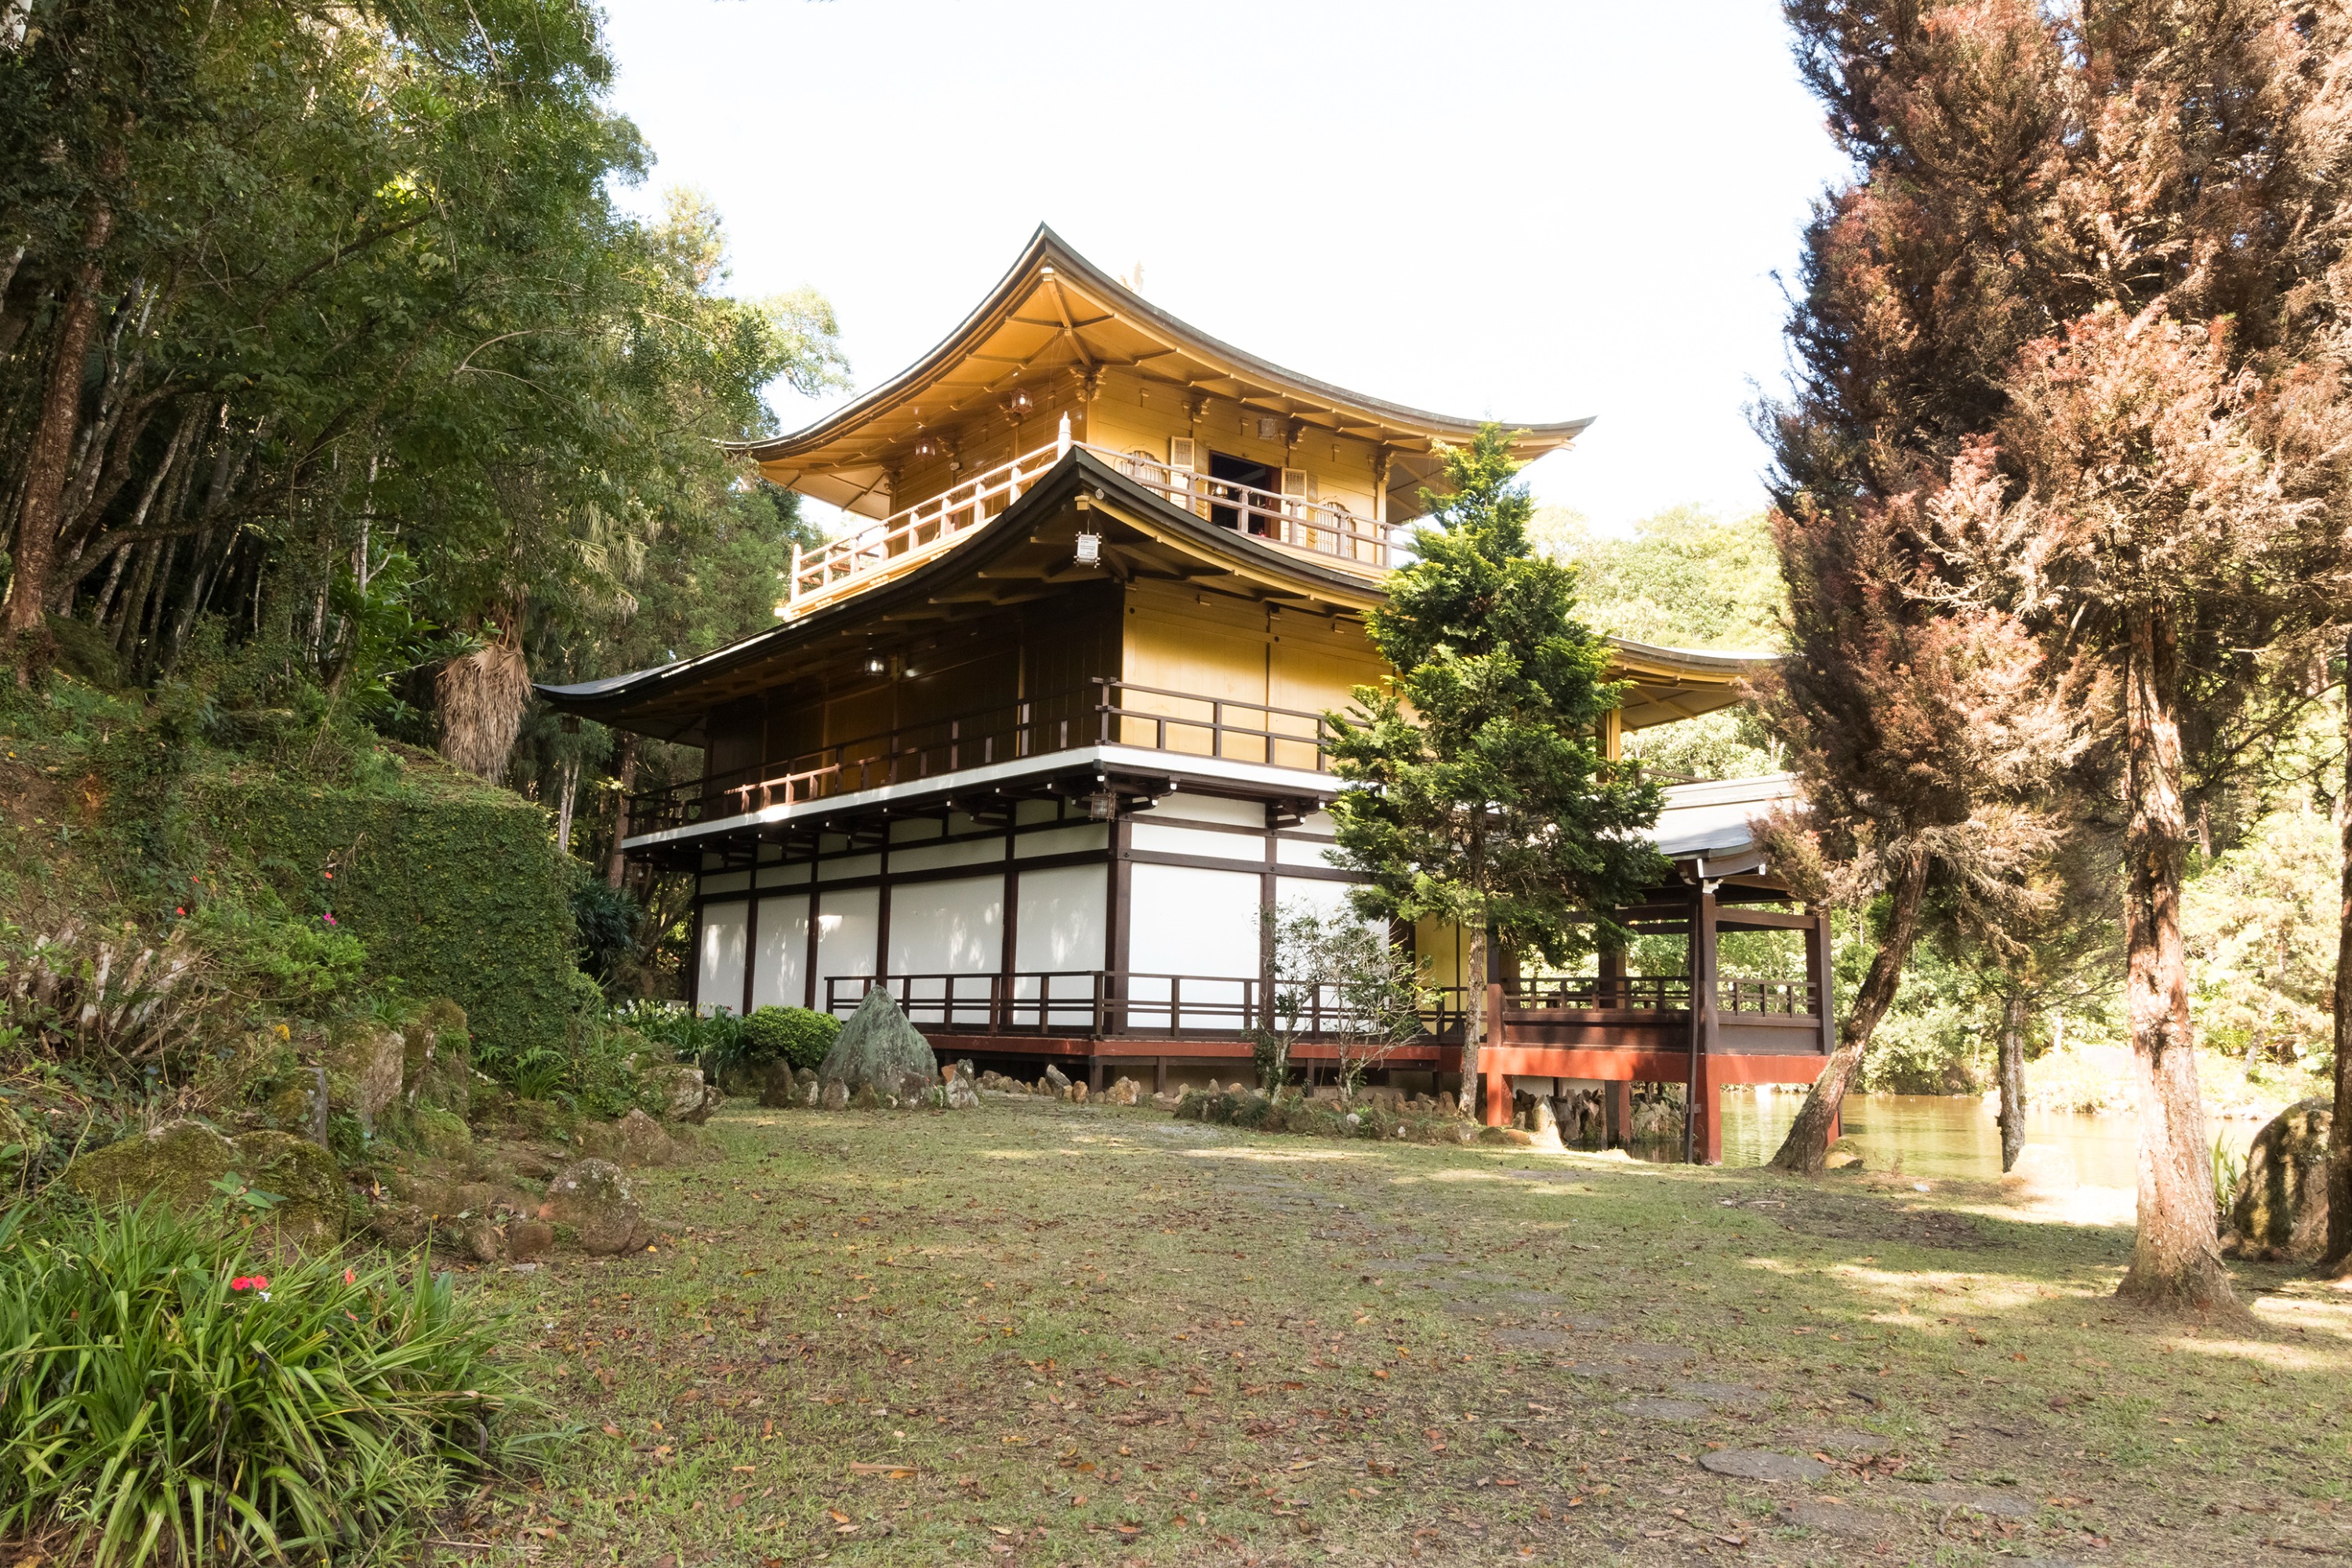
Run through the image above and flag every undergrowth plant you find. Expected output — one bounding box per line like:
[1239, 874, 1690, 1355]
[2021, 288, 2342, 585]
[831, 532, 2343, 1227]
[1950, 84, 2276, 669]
[0, 1203, 543, 1566]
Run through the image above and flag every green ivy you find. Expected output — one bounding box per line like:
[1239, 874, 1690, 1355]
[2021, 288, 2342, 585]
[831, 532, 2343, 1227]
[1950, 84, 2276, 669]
[198, 775, 576, 1077]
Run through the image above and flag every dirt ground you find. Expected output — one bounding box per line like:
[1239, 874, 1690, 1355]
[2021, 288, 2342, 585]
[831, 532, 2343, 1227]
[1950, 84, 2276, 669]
[452, 1094, 2352, 1567]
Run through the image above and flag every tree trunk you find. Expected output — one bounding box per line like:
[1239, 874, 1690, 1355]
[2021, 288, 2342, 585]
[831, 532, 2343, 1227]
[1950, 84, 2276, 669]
[1460, 920, 1486, 1120]
[1997, 989, 2029, 1174]
[5, 194, 114, 681]
[554, 754, 582, 856]
[606, 732, 637, 889]
[2114, 608, 2233, 1312]
[2323, 630, 2352, 1276]
[1769, 851, 1928, 1174]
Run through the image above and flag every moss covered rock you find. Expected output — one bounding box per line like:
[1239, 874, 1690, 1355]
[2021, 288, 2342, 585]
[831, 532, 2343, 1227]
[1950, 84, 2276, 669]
[2224, 1098, 2331, 1262]
[326, 1024, 405, 1135]
[64, 1121, 238, 1210]
[231, 1131, 347, 1246]
[412, 1106, 473, 1160]
[402, 999, 473, 1118]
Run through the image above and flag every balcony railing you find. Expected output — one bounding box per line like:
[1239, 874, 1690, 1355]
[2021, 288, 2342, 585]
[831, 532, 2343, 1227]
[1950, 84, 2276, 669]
[782, 426, 1396, 617]
[827, 971, 1463, 1040]
[1503, 976, 1820, 1018]
[627, 677, 1337, 836]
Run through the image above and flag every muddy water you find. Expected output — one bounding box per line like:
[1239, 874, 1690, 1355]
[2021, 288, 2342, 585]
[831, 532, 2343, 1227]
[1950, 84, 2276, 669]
[1628, 1091, 2263, 1185]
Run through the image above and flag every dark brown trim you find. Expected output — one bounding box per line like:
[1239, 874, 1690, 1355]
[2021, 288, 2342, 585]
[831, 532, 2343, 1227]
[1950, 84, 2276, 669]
[804, 886, 822, 1009]
[741, 891, 759, 1018]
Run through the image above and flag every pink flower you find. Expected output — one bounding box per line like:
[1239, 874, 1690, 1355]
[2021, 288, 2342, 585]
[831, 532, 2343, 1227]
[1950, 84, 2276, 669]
[343, 1269, 357, 1285]
[230, 1275, 270, 1293]
[322, 913, 338, 927]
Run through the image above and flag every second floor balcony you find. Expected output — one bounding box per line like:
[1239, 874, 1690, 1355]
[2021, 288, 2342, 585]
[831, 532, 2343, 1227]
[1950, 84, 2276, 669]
[627, 677, 1334, 838]
[783, 434, 1396, 621]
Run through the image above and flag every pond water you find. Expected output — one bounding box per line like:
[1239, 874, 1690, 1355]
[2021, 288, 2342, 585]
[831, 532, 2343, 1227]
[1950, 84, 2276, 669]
[1625, 1091, 2265, 1187]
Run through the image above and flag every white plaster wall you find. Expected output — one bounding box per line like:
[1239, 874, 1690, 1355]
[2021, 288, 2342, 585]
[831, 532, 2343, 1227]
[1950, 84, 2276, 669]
[1151, 792, 1266, 828]
[697, 902, 749, 1016]
[889, 873, 1004, 1025]
[1131, 822, 1262, 862]
[814, 887, 880, 1014]
[1129, 862, 1261, 1029]
[750, 893, 810, 1011]
[1013, 864, 1105, 1027]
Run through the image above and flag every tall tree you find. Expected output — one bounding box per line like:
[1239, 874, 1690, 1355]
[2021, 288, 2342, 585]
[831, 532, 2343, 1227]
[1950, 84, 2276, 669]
[1326, 427, 1666, 1120]
[1769, 0, 2352, 1307]
[1755, 449, 2078, 1172]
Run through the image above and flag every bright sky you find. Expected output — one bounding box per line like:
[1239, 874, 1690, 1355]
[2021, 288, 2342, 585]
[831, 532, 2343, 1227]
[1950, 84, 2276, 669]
[598, 0, 1848, 534]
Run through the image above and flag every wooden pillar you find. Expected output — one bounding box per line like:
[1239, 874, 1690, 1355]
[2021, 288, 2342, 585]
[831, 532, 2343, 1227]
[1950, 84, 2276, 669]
[1483, 979, 1508, 1126]
[1685, 880, 1719, 1164]
[741, 887, 760, 1018]
[1805, 903, 1836, 1058]
[1105, 809, 1133, 1036]
[1154, 1056, 1167, 1094]
[687, 900, 704, 1014]
[1598, 943, 1625, 1011]
[1090, 1059, 1105, 1094]
[1698, 1058, 1725, 1165]
[1605, 1080, 1632, 1148]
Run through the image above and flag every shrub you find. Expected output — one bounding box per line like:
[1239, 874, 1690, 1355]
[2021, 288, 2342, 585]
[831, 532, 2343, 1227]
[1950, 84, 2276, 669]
[741, 1006, 840, 1073]
[569, 879, 638, 986]
[0, 1203, 535, 1565]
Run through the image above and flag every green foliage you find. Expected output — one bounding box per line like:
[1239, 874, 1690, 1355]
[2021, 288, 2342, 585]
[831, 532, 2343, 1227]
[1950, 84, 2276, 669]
[0, 1203, 535, 1566]
[1530, 504, 1784, 652]
[739, 1006, 840, 1074]
[609, 999, 745, 1072]
[570, 880, 639, 989]
[1327, 426, 1668, 970]
[193, 901, 370, 1011]
[198, 775, 577, 1082]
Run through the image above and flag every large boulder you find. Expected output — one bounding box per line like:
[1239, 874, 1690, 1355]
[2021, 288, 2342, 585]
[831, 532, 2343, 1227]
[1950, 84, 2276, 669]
[580, 1109, 677, 1168]
[816, 988, 938, 1097]
[1042, 1064, 1072, 1096]
[231, 1131, 348, 1246]
[2224, 1098, 2331, 1262]
[326, 1024, 405, 1136]
[62, 1123, 347, 1246]
[1105, 1076, 1142, 1106]
[64, 1120, 237, 1211]
[539, 1159, 649, 1255]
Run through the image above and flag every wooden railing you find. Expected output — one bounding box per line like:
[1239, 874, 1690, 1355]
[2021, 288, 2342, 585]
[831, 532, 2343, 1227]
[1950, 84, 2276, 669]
[628, 678, 1338, 835]
[1501, 975, 1819, 1018]
[1714, 978, 1820, 1016]
[782, 423, 1397, 617]
[827, 971, 1391, 1037]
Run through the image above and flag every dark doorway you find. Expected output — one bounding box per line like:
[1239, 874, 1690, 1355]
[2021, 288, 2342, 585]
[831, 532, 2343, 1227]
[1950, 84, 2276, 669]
[1207, 451, 1276, 533]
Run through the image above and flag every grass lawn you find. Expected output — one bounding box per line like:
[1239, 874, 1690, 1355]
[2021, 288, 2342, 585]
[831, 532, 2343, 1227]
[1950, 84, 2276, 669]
[459, 1096, 2352, 1566]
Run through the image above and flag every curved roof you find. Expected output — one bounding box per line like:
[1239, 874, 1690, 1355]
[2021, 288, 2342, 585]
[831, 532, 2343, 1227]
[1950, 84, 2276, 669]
[733, 225, 1592, 521]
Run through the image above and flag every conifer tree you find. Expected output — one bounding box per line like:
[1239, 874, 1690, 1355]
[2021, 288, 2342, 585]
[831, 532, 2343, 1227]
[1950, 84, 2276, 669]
[1327, 427, 1665, 1118]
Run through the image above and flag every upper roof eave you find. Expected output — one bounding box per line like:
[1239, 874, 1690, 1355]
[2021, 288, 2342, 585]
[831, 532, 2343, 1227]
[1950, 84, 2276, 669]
[728, 225, 1594, 468]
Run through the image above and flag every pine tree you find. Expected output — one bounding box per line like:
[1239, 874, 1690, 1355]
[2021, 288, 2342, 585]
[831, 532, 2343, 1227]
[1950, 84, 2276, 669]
[1327, 427, 1666, 1119]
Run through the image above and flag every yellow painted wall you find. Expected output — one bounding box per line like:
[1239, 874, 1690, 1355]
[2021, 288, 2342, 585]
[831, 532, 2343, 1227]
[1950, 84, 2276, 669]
[1081, 368, 1385, 520]
[1116, 582, 1385, 767]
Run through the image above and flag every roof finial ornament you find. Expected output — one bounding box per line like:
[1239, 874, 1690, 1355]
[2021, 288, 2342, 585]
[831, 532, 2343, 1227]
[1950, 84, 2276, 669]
[1056, 411, 1072, 458]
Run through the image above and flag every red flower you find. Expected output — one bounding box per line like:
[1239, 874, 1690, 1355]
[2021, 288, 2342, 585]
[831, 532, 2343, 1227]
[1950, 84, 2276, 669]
[344, 1269, 357, 1285]
[174, 907, 185, 916]
[229, 1275, 270, 1293]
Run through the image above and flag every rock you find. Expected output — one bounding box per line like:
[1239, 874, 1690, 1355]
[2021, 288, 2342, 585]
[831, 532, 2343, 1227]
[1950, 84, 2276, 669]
[1914, 1483, 2034, 1519]
[817, 988, 939, 1097]
[539, 1160, 648, 1255]
[401, 1000, 472, 1117]
[645, 1063, 716, 1124]
[1774, 1501, 1883, 1538]
[613, 1108, 677, 1167]
[64, 1120, 238, 1211]
[851, 1083, 879, 1111]
[820, 1080, 850, 1111]
[758, 1059, 801, 1108]
[946, 1062, 980, 1111]
[1435, 1091, 1457, 1115]
[2001, 1142, 2078, 1196]
[2223, 1098, 2331, 1261]
[1621, 1396, 1711, 1421]
[1529, 1097, 1559, 1138]
[1822, 1136, 1866, 1171]
[1151, 1091, 1181, 1111]
[506, 1219, 555, 1261]
[325, 1025, 405, 1136]
[1068, 1080, 1088, 1105]
[412, 1106, 472, 1160]
[1676, 1381, 1766, 1408]
[1105, 1076, 1142, 1106]
[1043, 1064, 1072, 1094]
[1491, 1328, 1571, 1350]
[1699, 1449, 1831, 1482]
[230, 1131, 347, 1246]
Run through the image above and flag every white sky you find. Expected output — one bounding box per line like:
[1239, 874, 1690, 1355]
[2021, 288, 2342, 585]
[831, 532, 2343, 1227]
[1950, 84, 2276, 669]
[598, 0, 1848, 534]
